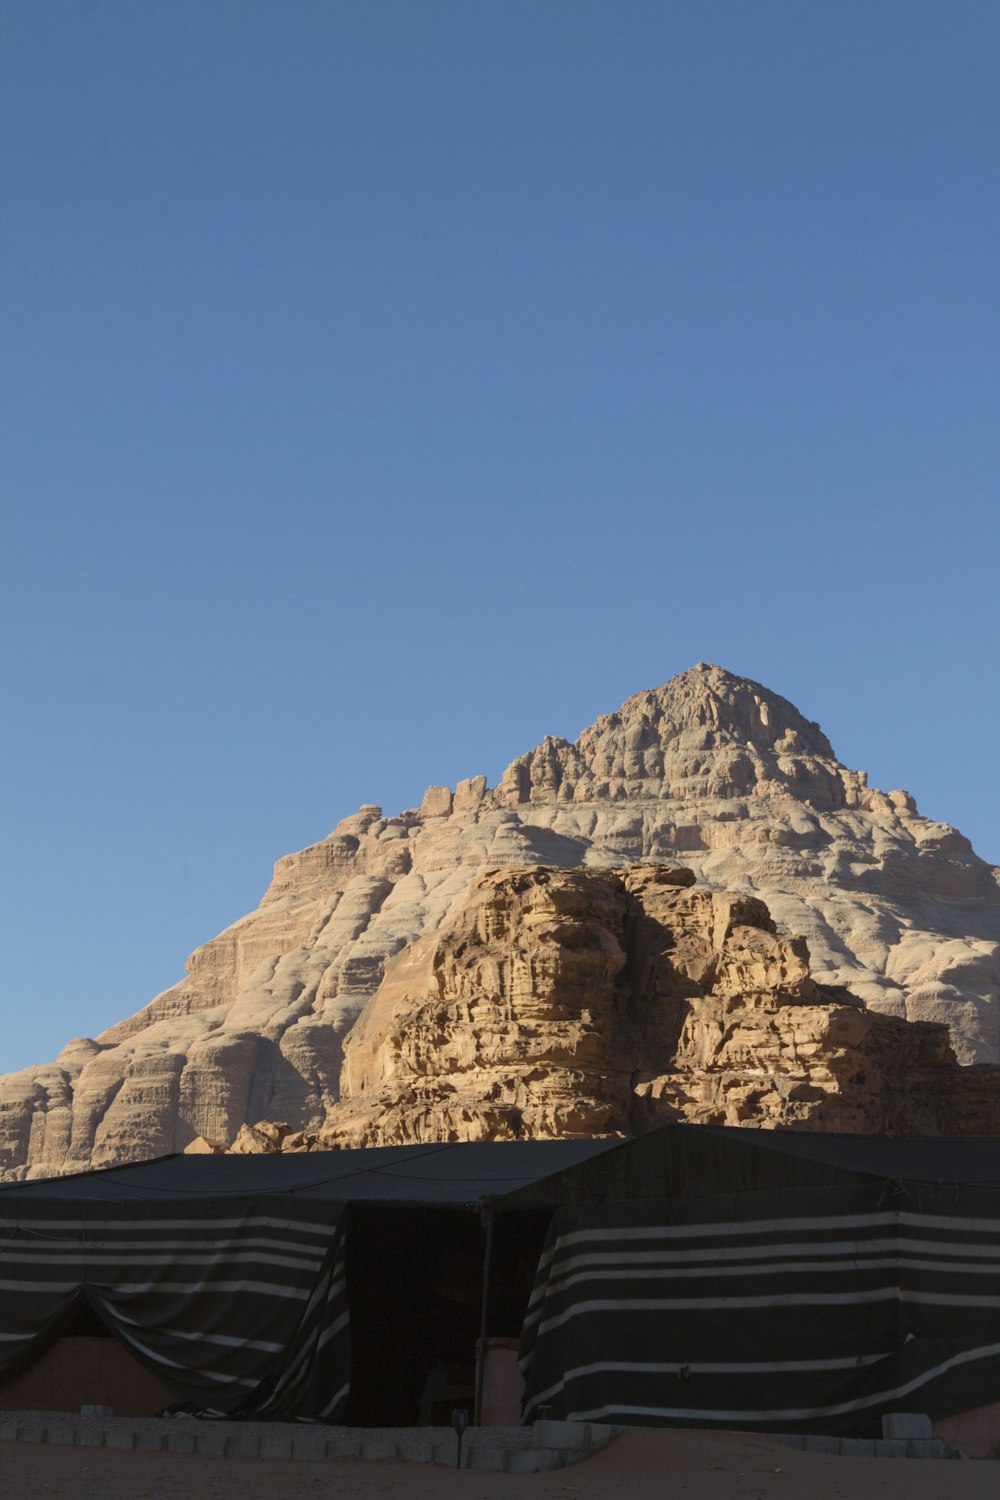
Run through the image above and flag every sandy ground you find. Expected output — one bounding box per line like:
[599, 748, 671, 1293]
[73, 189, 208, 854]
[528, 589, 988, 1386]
[1, 1428, 997, 1500]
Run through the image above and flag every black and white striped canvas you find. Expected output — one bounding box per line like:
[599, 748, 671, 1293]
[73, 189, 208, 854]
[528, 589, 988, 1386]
[0, 1194, 349, 1418]
[521, 1184, 1000, 1434]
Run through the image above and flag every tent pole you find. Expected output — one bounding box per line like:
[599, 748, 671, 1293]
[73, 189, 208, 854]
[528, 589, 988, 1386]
[474, 1198, 495, 1427]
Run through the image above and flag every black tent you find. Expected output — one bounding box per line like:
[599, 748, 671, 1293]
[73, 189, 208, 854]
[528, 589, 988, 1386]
[0, 1139, 620, 1422]
[5, 1126, 1000, 1432]
[517, 1127, 1000, 1436]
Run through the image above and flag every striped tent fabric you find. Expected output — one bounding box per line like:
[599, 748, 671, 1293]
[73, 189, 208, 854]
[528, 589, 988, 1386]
[520, 1183, 1000, 1435]
[0, 1194, 349, 1419]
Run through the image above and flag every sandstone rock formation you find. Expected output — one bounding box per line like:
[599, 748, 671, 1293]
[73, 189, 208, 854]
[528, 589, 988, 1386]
[315, 864, 1000, 1147]
[1, 664, 998, 1178]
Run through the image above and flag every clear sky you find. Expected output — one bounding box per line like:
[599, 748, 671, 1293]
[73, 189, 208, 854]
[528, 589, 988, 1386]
[2, 0, 997, 1075]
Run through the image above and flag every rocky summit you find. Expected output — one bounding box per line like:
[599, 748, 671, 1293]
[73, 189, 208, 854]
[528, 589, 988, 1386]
[2, 664, 999, 1178]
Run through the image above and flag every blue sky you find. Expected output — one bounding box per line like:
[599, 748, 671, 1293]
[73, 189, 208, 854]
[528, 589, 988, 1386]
[2, 0, 997, 1074]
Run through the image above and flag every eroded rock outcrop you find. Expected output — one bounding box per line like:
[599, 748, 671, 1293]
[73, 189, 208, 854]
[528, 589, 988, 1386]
[317, 865, 1000, 1146]
[2, 664, 998, 1178]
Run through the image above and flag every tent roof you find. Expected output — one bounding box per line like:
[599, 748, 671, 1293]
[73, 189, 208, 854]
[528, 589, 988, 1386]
[492, 1124, 1000, 1208]
[4, 1123, 999, 1211]
[0, 1138, 622, 1207]
[699, 1125, 1000, 1185]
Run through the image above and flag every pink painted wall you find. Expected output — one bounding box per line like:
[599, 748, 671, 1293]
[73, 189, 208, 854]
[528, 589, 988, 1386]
[0, 1336, 176, 1417]
[478, 1337, 525, 1426]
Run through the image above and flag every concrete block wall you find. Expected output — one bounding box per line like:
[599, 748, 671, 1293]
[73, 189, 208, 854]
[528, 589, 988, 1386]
[0, 1413, 963, 1467]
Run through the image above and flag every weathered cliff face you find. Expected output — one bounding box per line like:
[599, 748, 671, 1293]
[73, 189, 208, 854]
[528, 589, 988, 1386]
[1, 663, 998, 1178]
[316, 865, 1000, 1147]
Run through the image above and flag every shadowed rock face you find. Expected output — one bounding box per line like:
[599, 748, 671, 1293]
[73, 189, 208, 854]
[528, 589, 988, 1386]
[2, 664, 999, 1178]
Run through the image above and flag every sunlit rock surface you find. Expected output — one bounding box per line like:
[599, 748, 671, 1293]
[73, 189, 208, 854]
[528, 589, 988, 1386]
[2, 664, 998, 1177]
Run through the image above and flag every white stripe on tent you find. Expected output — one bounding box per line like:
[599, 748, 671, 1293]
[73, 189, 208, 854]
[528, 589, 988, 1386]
[107, 1308, 284, 1355]
[898, 1211, 1000, 1235]
[556, 1340, 1000, 1426]
[320, 1273, 347, 1308]
[547, 1214, 900, 1250]
[1, 1250, 325, 1272]
[84, 1279, 311, 1299]
[6, 1236, 326, 1259]
[147, 1327, 285, 1355]
[546, 1211, 1000, 1255]
[319, 1380, 351, 1419]
[536, 1287, 901, 1335]
[0, 1215, 336, 1235]
[527, 1239, 1000, 1319]
[113, 1330, 260, 1388]
[0, 1279, 79, 1293]
[317, 1310, 350, 1351]
[903, 1290, 1000, 1307]
[526, 1351, 894, 1408]
[0, 1276, 310, 1298]
[540, 1235, 1000, 1273]
[258, 1263, 348, 1403]
[538, 1256, 1000, 1296]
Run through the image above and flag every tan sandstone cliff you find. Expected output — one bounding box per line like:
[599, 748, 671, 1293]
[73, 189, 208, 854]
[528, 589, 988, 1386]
[2, 664, 998, 1178]
[297, 864, 1000, 1149]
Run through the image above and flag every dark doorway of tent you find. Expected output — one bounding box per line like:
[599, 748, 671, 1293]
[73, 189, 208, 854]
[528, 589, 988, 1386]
[344, 1204, 550, 1426]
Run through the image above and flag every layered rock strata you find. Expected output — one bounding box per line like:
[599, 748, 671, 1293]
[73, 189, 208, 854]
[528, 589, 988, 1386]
[1, 664, 998, 1178]
[315, 865, 1000, 1147]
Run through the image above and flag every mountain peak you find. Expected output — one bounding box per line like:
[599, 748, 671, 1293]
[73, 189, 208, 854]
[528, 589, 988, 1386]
[496, 664, 838, 808]
[614, 664, 835, 756]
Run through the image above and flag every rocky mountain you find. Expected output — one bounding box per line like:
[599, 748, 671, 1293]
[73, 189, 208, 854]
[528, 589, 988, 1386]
[2, 664, 999, 1178]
